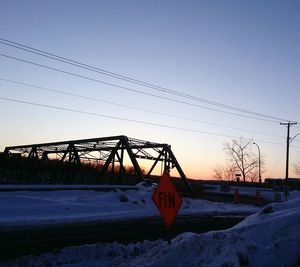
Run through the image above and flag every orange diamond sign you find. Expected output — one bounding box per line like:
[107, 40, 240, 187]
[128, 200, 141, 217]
[152, 172, 182, 227]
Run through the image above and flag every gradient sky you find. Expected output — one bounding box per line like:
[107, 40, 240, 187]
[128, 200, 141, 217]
[0, 0, 299, 179]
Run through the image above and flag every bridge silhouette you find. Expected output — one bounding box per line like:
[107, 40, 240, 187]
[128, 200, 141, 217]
[3, 135, 192, 190]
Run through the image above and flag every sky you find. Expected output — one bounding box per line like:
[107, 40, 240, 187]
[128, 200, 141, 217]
[0, 0, 299, 179]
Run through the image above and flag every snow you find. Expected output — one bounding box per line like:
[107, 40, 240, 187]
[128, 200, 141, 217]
[2, 192, 300, 267]
[203, 183, 297, 201]
[0, 184, 138, 190]
[0, 183, 259, 227]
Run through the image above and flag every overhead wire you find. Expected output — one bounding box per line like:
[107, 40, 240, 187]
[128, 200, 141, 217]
[0, 96, 287, 147]
[1, 38, 298, 178]
[0, 77, 286, 139]
[0, 38, 297, 146]
[0, 53, 282, 124]
[0, 37, 294, 123]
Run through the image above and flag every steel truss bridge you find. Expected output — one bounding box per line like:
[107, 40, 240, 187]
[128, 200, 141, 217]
[3, 135, 192, 189]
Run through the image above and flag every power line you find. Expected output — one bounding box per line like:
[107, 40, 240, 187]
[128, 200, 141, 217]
[280, 121, 298, 200]
[0, 96, 239, 139]
[0, 77, 285, 139]
[0, 96, 287, 146]
[0, 37, 293, 123]
[0, 53, 282, 124]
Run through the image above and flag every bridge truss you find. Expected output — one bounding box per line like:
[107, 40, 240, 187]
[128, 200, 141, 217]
[3, 135, 191, 189]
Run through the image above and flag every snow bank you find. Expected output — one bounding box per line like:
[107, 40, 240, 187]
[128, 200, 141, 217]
[131, 197, 300, 267]
[0, 184, 258, 227]
[204, 183, 300, 202]
[2, 194, 300, 267]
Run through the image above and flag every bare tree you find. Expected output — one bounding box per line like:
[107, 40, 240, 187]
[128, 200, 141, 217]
[248, 169, 260, 183]
[213, 163, 237, 181]
[223, 137, 264, 182]
[293, 161, 300, 176]
[213, 164, 224, 181]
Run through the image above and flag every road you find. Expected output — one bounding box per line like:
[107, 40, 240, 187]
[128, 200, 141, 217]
[0, 213, 248, 260]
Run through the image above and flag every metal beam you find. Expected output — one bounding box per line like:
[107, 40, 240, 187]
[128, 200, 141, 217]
[121, 136, 145, 180]
[146, 148, 165, 178]
[3, 135, 192, 191]
[99, 140, 122, 177]
[167, 146, 194, 193]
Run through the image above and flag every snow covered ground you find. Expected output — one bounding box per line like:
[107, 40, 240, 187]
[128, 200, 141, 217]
[0, 183, 259, 227]
[2, 191, 300, 267]
[204, 183, 294, 201]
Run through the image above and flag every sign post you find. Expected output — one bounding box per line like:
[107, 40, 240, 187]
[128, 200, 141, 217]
[152, 171, 182, 228]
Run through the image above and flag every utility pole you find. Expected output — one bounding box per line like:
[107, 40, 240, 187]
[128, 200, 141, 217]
[280, 121, 297, 200]
[253, 142, 261, 183]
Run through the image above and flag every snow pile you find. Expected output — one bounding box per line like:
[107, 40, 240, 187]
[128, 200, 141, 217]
[3, 195, 300, 267]
[204, 184, 300, 202]
[1, 241, 162, 267]
[130, 197, 300, 267]
[0, 185, 156, 226]
[0, 185, 258, 227]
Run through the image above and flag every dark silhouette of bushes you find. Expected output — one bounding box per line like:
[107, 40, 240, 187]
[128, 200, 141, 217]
[0, 154, 144, 185]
